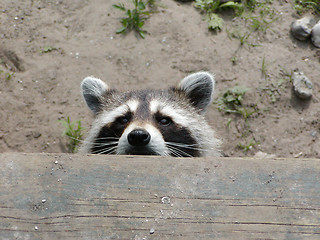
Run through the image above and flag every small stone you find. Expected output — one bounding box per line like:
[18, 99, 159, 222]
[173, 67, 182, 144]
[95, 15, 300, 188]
[33, 132, 41, 138]
[150, 228, 155, 234]
[311, 20, 320, 48]
[310, 130, 317, 137]
[34, 226, 38, 230]
[161, 196, 171, 204]
[42, 199, 46, 203]
[292, 71, 313, 99]
[291, 17, 314, 41]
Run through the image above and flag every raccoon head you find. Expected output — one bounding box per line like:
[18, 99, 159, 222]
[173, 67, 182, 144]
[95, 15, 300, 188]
[80, 72, 221, 157]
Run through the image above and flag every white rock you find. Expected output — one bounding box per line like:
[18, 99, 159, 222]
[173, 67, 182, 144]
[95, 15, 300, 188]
[311, 20, 320, 48]
[291, 17, 313, 41]
[292, 71, 313, 99]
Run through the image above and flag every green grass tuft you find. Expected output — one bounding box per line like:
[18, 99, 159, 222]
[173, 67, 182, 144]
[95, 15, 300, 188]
[59, 117, 84, 153]
[113, 0, 155, 38]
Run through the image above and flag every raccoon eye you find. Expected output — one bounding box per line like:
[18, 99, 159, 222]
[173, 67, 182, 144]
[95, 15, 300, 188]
[117, 116, 130, 125]
[158, 117, 172, 126]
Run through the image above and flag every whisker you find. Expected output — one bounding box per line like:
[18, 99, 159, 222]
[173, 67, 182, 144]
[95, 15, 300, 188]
[167, 145, 192, 158]
[91, 136, 120, 141]
[92, 145, 118, 155]
[99, 147, 117, 155]
[166, 141, 199, 150]
[166, 146, 181, 157]
[167, 142, 200, 147]
[90, 141, 119, 147]
[166, 141, 214, 153]
[66, 135, 119, 144]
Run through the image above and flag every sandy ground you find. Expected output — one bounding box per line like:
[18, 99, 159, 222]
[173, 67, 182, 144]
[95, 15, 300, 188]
[0, 0, 319, 158]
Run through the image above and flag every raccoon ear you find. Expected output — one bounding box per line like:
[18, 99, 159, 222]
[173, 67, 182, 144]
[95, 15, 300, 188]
[81, 76, 109, 114]
[177, 72, 215, 112]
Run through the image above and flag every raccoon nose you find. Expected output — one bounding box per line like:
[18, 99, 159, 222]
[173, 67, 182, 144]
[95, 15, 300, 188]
[127, 129, 151, 147]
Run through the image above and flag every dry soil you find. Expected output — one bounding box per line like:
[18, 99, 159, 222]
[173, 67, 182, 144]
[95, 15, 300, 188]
[0, 0, 319, 158]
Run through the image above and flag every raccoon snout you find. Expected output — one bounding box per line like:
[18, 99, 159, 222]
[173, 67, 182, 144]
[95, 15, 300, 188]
[127, 129, 151, 147]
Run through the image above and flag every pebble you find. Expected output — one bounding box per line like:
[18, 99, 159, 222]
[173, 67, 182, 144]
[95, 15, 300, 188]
[33, 132, 41, 138]
[161, 196, 171, 204]
[310, 130, 317, 137]
[150, 228, 155, 234]
[311, 20, 320, 48]
[291, 17, 314, 41]
[292, 71, 313, 99]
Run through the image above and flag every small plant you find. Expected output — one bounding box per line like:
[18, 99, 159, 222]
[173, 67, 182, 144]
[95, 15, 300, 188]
[204, 12, 224, 31]
[227, 29, 256, 47]
[260, 55, 272, 79]
[195, 0, 276, 32]
[260, 79, 285, 103]
[215, 86, 249, 114]
[5, 72, 12, 80]
[40, 46, 57, 53]
[195, 0, 243, 31]
[294, 0, 320, 15]
[226, 1, 277, 47]
[0, 70, 13, 80]
[246, 12, 277, 33]
[259, 67, 293, 103]
[238, 139, 260, 153]
[215, 86, 259, 152]
[59, 117, 84, 153]
[231, 55, 238, 65]
[113, 0, 152, 38]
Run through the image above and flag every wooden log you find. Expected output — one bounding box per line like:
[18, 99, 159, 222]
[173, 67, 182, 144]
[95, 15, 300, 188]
[0, 153, 319, 239]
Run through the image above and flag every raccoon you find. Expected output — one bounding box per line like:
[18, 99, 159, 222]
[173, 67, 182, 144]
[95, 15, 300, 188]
[79, 72, 222, 157]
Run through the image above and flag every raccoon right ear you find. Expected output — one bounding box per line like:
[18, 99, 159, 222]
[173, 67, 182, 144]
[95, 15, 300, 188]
[177, 72, 215, 113]
[81, 76, 109, 114]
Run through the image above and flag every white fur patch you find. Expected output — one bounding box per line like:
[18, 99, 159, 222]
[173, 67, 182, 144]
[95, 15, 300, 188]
[98, 99, 139, 126]
[149, 99, 160, 114]
[127, 99, 139, 112]
[144, 123, 168, 155]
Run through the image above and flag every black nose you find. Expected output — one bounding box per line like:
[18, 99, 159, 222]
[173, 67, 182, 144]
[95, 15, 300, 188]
[127, 129, 151, 147]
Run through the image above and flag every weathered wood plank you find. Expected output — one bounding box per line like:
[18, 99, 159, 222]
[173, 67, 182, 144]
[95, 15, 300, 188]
[0, 153, 319, 239]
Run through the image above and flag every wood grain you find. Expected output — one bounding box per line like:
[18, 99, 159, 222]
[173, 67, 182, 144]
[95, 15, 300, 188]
[0, 153, 320, 239]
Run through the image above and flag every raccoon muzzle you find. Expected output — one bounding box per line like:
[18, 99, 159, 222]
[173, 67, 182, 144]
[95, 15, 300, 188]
[127, 129, 151, 147]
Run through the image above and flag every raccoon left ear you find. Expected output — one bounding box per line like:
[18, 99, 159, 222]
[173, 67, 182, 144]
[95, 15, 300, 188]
[81, 76, 109, 114]
[177, 72, 215, 113]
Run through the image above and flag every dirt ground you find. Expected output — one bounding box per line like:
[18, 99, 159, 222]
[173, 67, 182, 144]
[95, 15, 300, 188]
[0, 0, 319, 158]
